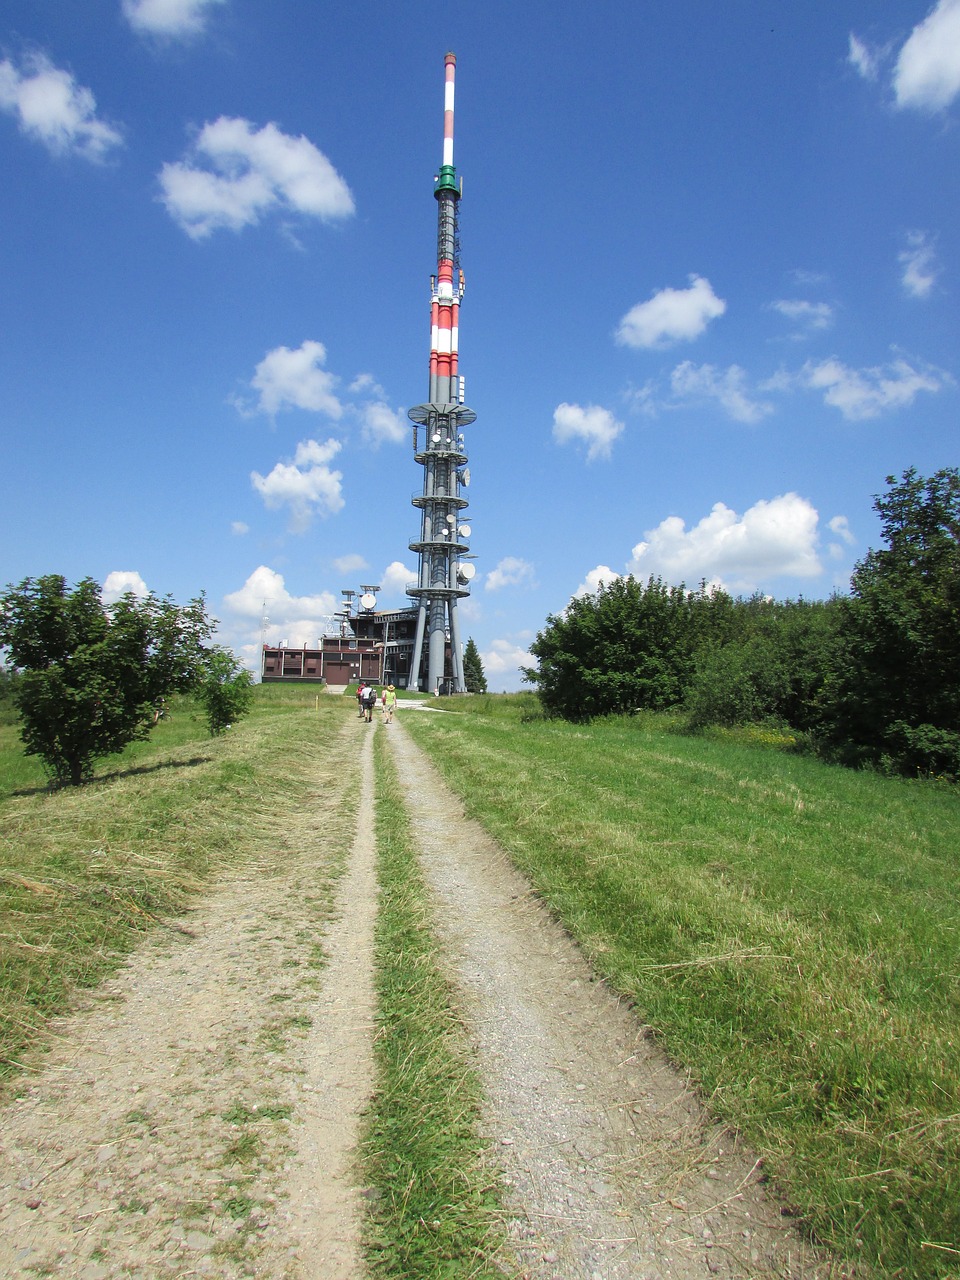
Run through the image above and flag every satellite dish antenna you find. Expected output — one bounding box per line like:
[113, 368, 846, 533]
[359, 592, 377, 610]
[458, 524, 471, 538]
[446, 513, 456, 524]
[460, 468, 470, 487]
[457, 563, 476, 582]
[431, 432, 442, 443]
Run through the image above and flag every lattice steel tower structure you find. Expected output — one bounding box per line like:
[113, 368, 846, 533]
[406, 52, 477, 693]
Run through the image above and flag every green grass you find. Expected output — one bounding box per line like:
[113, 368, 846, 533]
[361, 727, 504, 1280]
[0, 685, 351, 1096]
[403, 696, 960, 1280]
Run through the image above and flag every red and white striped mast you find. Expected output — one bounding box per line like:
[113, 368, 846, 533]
[406, 53, 477, 693]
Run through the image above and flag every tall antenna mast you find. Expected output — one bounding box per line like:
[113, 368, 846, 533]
[406, 52, 477, 693]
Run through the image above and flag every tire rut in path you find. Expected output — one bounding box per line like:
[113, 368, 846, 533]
[0, 720, 378, 1280]
[387, 718, 833, 1280]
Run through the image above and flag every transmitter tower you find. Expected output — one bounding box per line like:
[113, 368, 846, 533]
[406, 52, 477, 693]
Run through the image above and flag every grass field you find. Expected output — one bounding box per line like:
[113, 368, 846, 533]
[403, 695, 960, 1280]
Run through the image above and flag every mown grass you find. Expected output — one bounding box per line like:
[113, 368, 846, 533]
[0, 685, 349, 1096]
[361, 726, 504, 1279]
[404, 695, 960, 1280]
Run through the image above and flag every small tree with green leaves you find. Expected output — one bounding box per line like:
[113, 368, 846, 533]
[0, 574, 225, 785]
[462, 637, 487, 693]
[198, 648, 254, 735]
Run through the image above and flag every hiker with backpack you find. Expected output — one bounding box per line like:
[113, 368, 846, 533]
[362, 683, 378, 722]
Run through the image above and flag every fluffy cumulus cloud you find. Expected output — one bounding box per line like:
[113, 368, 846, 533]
[159, 116, 354, 239]
[616, 275, 726, 350]
[102, 570, 149, 603]
[379, 560, 416, 598]
[573, 566, 621, 599]
[222, 566, 340, 659]
[251, 438, 344, 533]
[894, 0, 960, 111]
[899, 230, 939, 298]
[484, 556, 536, 593]
[626, 494, 823, 593]
[670, 362, 774, 424]
[0, 51, 123, 161]
[359, 400, 406, 447]
[773, 354, 952, 420]
[122, 0, 226, 38]
[552, 402, 624, 461]
[244, 340, 343, 419]
[481, 637, 533, 689]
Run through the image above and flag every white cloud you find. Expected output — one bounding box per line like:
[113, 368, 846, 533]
[245, 340, 343, 419]
[159, 116, 354, 239]
[616, 275, 726, 349]
[894, 0, 960, 111]
[251, 437, 344, 533]
[848, 33, 881, 81]
[627, 494, 823, 592]
[122, 0, 226, 37]
[484, 556, 536, 593]
[332, 553, 369, 575]
[0, 52, 123, 161]
[783, 354, 952, 420]
[379, 560, 416, 597]
[359, 400, 406, 447]
[899, 230, 939, 298]
[222, 566, 339, 657]
[573, 566, 621, 598]
[481, 637, 533, 690]
[231, 521, 249, 536]
[102, 570, 149, 604]
[552, 402, 624, 461]
[670, 362, 774, 424]
[828, 515, 856, 547]
[771, 299, 834, 333]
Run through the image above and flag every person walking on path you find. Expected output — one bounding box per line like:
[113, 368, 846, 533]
[382, 684, 397, 724]
[362, 684, 378, 723]
[356, 683, 368, 718]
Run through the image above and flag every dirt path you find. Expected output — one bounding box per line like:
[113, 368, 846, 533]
[386, 718, 833, 1280]
[0, 709, 835, 1279]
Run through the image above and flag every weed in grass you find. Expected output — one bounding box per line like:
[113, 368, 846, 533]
[404, 696, 960, 1280]
[223, 1193, 254, 1220]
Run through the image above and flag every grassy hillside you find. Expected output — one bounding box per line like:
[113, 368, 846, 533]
[404, 695, 960, 1280]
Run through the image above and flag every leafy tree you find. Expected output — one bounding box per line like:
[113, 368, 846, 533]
[0, 575, 226, 785]
[820, 468, 960, 774]
[198, 648, 254, 735]
[462, 636, 487, 693]
[524, 575, 707, 721]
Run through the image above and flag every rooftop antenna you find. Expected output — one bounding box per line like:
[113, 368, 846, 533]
[406, 52, 477, 693]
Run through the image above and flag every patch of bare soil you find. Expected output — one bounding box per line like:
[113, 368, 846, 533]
[0, 722, 378, 1279]
[386, 719, 838, 1280]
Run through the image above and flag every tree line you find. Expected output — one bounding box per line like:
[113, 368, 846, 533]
[523, 468, 960, 779]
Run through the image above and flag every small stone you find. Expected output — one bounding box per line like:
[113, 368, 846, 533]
[25, 1198, 41, 1210]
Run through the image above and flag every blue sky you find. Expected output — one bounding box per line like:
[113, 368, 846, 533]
[2, 1, 958, 690]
